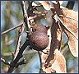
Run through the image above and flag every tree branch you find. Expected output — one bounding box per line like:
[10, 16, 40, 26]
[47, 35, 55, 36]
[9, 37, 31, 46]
[21, 1, 30, 30]
[1, 22, 23, 35]
[7, 39, 29, 73]
[13, 24, 25, 60]
[7, 1, 31, 73]
[38, 51, 42, 73]
[1, 58, 10, 66]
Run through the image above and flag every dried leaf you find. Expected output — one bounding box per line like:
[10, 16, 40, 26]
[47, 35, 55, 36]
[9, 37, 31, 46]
[39, 1, 50, 10]
[62, 8, 78, 21]
[59, 8, 78, 57]
[42, 49, 66, 73]
[51, 49, 66, 73]
[68, 34, 78, 57]
[60, 8, 78, 39]
[64, 29, 78, 57]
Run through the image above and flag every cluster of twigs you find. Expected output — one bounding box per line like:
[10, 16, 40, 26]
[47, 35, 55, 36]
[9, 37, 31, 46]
[1, 1, 30, 73]
[1, 1, 47, 73]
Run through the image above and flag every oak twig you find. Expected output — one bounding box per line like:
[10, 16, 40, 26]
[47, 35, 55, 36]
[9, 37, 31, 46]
[1, 58, 10, 66]
[7, 1, 31, 73]
[38, 51, 42, 73]
[1, 22, 23, 35]
[13, 24, 24, 60]
[21, 1, 30, 30]
[7, 39, 29, 73]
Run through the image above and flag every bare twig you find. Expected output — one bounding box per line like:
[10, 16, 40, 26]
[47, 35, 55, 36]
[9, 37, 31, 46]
[7, 39, 29, 73]
[61, 41, 69, 55]
[21, 1, 30, 30]
[7, 1, 31, 73]
[61, 41, 68, 50]
[38, 51, 42, 73]
[14, 24, 25, 60]
[1, 22, 23, 35]
[41, 50, 48, 54]
[1, 58, 10, 66]
[15, 59, 26, 68]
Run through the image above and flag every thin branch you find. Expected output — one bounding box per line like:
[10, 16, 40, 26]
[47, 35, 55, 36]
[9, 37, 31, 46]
[41, 50, 48, 54]
[7, 1, 31, 73]
[14, 24, 25, 60]
[61, 41, 68, 50]
[21, 1, 27, 17]
[1, 58, 10, 66]
[7, 39, 30, 73]
[1, 8, 47, 36]
[15, 59, 26, 68]
[1, 22, 23, 35]
[38, 51, 42, 73]
[60, 40, 69, 55]
[21, 1, 30, 30]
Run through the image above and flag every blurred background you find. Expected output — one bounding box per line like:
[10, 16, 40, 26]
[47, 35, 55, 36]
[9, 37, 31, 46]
[1, 1, 78, 73]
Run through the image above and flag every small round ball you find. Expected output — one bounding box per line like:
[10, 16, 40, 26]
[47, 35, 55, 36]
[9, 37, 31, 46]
[29, 31, 49, 51]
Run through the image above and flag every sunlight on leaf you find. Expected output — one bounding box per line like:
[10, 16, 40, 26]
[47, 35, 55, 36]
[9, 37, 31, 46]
[68, 36, 78, 57]
[59, 8, 78, 57]
[39, 1, 50, 10]
[65, 30, 78, 57]
[60, 8, 78, 39]
[51, 49, 66, 73]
